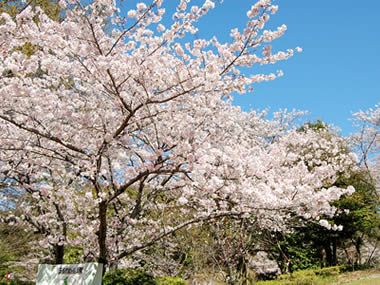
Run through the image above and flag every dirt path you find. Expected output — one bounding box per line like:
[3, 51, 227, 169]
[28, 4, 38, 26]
[332, 269, 380, 284]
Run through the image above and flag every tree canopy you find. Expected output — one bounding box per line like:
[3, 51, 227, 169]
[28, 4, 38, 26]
[0, 0, 369, 276]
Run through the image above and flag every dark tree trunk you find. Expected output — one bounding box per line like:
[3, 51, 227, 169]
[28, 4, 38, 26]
[98, 201, 108, 266]
[332, 238, 337, 266]
[55, 244, 64, 264]
[324, 241, 333, 267]
[354, 236, 362, 266]
[53, 202, 67, 264]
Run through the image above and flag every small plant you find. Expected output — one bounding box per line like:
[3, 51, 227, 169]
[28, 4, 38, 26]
[103, 269, 156, 285]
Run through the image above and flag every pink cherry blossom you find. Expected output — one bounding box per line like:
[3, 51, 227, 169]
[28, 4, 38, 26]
[0, 0, 357, 267]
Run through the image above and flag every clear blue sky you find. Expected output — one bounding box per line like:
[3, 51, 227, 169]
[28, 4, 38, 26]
[123, 0, 380, 136]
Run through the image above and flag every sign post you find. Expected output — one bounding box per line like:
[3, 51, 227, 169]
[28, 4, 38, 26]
[36, 263, 103, 285]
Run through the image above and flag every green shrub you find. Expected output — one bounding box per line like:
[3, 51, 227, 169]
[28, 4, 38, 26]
[315, 266, 340, 277]
[292, 269, 316, 278]
[102, 269, 127, 285]
[290, 270, 318, 285]
[155, 276, 186, 285]
[339, 264, 353, 272]
[103, 269, 156, 285]
[256, 267, 345, 285]
[258, 269, 318, 285]
[351, 264, 373, 271]
[292, 270, 318, 285]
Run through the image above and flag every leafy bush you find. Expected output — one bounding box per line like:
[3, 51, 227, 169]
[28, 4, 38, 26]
[287, 270, 318, 285]
[155, 276, 186, 285]
[257, 269, 319, 285]
[103, 269, 156, 285]
[315, 266, 340, 277]
[102, 269, 127, 285]
[256, 267, 345, 285]
[340, 263, 374, 272]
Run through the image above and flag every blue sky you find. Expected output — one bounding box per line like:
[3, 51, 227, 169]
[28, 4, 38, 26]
[188, 0, 380, 136]
[121, 0, 380, 136]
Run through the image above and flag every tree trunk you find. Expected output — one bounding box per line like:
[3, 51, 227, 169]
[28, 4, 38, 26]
[324, 241, 332, 267]
[354, 236, 362, 266]
[321, 248, 326, 268]
[55, 244, 64, 264]
[98, 201, 108, 266]
[332, 238, 337, 266]
[53, 202, 66, 264]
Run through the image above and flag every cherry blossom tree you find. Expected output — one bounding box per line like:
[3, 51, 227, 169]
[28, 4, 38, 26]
[348, 103, 380, 267]
[351, 104, 380, 196]
[0, 0, 357, 267]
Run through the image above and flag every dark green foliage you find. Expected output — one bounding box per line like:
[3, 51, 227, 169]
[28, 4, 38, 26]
[318, 171, 379, 267]
[333, 171, 379, 239]
[103, 269, 157, 285]
[102, 269, 128, 285]
[273, 232, 321, 272]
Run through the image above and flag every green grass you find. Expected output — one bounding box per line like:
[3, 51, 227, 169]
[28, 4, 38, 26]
[318, 275, 339, 284]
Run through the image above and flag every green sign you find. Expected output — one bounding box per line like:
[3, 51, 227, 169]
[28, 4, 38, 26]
[36, 263, 103, 285]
